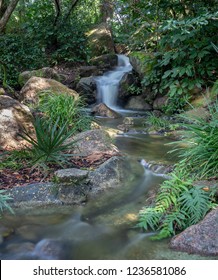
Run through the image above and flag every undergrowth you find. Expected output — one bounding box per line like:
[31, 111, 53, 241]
[138, 100, 218, 239]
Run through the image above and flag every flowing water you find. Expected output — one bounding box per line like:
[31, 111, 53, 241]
[0, 56, 214, 260]
[95, 55, 132, 109]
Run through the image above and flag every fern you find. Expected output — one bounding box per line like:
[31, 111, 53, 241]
[151, 209, 187, 240]
[179, 186, 212, 226]
[138, 207, 162, 231]
[137, 168, 217, 239]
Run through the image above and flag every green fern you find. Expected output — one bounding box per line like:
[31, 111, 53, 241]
[138, 207, 162, 231]
[151, 209, 187, 240]
[137, 168, 217, 239]
[179, 186, 212, 226]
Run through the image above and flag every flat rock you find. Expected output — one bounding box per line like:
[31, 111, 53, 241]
[54, 168, 89, 183]
[69, 129, 119, 157]
[170, 208, 218, 256]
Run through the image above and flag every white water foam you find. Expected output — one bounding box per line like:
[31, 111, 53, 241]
[94, 55, 132, 109]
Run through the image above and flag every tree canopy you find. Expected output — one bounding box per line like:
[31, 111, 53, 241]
[0, 0, 217, 110]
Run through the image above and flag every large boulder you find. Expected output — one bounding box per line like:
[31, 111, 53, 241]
[153, 96, 168, 111]
[91, 103, 121, 118]
[125, 96, 152, 111]
[0, 95, 34, 149]
[19, 77, 79, 105]
[117, 72, 136, 104]
[90, 54, 118, 71]
[76, 76, 97, 104]
[18, 67, 62, 87]
[129, 52, 157, 79]
[170, 208, 218, 256]
[86, 23, 115, 57]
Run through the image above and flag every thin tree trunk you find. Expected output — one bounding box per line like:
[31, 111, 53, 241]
[64, 0, 80, 21]
[0, 0, 20, 33]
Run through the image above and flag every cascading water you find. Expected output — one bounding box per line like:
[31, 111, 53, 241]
[94, 55, 132, 109]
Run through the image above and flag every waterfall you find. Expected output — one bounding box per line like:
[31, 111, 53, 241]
[94, 55, 132, 109]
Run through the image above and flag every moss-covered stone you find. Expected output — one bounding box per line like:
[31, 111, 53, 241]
[18, 67, 62, 87]
[129, 51, 157, 79]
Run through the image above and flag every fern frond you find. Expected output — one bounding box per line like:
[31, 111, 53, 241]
[179, 186, 211, 226]
[137, 207, 162, 231]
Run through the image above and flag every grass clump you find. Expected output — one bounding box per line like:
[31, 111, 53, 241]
[144, 112, 180, 132]
[172, 100, 218, 179]
[38, 91, 91, 133]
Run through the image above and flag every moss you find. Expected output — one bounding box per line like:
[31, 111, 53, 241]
[129, 51, 157, 78]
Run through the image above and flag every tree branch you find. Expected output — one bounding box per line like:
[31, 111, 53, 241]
[53, 0, 61, 26]
[0, 0, 20, 33]
[64, 0, 80, 21]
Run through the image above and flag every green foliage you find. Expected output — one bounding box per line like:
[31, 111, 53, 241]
[38, 91, 91, 133]
[138, 101, 218, 239]
[19, 117, 77, 168]
[0, 0, 94, 88]
[0, 150, 32, 170]
[113, 1, 218, 113]
[137, 169, 216, 239]
[144, 112, 170, 131]
[171, 101, 218, 179]
[0, 190, 14, 218]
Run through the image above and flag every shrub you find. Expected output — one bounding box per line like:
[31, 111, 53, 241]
[138, 101, 218, 239]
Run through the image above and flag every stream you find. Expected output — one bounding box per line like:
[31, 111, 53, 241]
[0, 55, 213, 260]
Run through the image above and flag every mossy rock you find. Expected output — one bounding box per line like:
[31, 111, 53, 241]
[129, 52, 157, 79]
[18, 67, 62, 87]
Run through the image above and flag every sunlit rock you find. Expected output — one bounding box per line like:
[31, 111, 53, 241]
[19, 76, 79, 105]
[0, 95, 34, 149]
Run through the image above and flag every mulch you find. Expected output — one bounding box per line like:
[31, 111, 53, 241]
[0, 152, 116, 189]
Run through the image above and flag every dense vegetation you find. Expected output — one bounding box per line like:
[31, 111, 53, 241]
[0, 1, 217, 237]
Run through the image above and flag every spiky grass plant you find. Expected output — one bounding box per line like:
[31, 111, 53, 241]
[20, 117, 77, 168]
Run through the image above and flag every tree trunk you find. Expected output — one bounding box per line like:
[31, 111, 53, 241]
[0, 0, 20, 33]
